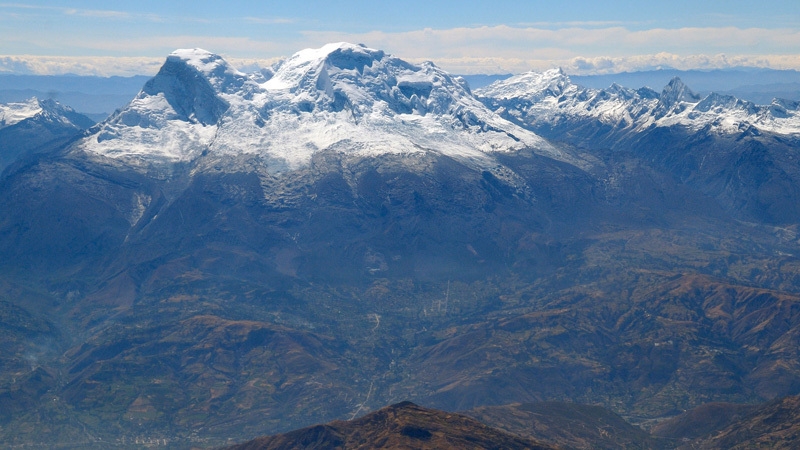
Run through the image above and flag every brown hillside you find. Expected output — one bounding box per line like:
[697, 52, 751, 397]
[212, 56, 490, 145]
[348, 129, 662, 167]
[688, 395, 800, 449]
[651, 402, 757, 440]
[468, 402, 671, 449]
[224, 401, 557, 450]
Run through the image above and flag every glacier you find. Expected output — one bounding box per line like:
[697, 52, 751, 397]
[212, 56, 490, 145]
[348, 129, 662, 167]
[75, 43, 565, 173]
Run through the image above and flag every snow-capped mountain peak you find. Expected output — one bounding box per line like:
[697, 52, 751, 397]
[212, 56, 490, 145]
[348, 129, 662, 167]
[168, 49, 235, 78]
[75, 43, 560, 172]
[0, 97, 45, 129]
[477, 71, 800, 137]
[0, 97, 93, 131]
[260, 41, 490, 120]
[140, 49, 231, 125]
[264, 42, 385, 92]
[219, 42, 559, 171]
[654, 77, 702, 117]
[477, 68, 573, 102]
[77, 48, 268, 165]
[167, 49, 256, 97]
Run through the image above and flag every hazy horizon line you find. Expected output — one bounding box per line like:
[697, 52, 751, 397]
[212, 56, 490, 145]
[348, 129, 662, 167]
[2, 51, 800, 78]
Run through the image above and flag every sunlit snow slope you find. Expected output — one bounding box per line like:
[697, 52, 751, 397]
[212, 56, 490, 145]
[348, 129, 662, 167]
[77, 43, 559, 172]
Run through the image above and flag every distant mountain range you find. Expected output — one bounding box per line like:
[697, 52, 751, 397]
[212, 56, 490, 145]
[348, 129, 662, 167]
[0, 74, 151, 121]
[0, 97, 94, 170]
[2, 43, 800, 448]
[447, 68, 800, 105]
[476, 69, 800, 224]
[477, 68, 800, 136]
[3, 67, 798, 122]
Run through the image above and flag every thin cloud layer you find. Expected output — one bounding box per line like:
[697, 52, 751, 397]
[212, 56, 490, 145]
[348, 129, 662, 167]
[0, 54, 285, 77]
[423, 54, 800, 75]
[1, 25, 799, 76]
[303, 25, 800, 73]
[0, 55, 165, 76]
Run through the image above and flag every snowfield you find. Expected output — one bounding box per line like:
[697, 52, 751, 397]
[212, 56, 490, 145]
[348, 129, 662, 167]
[75, 43, 560, 172]
[0, 98, 45, 129]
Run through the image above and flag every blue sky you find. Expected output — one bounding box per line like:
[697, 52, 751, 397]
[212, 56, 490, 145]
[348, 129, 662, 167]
[1, 1, 799, 75]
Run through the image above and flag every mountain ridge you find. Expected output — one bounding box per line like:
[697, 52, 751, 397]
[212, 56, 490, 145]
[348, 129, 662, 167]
[224, 401, 558, 450]
[476, 69, 800, 137]
[2, 43, 800, 448]
[476, 68, 800, 224]
[75, 43, 562, 175]
[0, 97, 94, 171]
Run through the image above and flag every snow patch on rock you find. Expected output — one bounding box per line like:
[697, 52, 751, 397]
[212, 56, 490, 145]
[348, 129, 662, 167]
[477, 71, 800, 137]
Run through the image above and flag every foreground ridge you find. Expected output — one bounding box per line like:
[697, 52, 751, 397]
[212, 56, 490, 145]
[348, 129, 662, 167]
[224, 401, 557, 450]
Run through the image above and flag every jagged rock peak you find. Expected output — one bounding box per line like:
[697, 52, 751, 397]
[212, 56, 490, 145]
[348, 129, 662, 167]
[659, 77, 701, 106]
[138, 50, 234, 126]
[651, 77, 702, 118]
[477, 71, 800, 137]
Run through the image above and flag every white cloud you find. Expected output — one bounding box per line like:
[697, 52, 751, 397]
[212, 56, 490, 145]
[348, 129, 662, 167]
[0, 53, 284, 77]
[59, 35, 286, 56]
[2, 25, 800, 76]
[303, 25, 799, 55]
[7, 51, 798, 77]
[63, 8, 131, 19]
[244, 16, 296, 25]
[0, 55, 164, 76]
[424, 53, 800, 76]
[300, 25, 800, 73]
[0, 3, 163, 21]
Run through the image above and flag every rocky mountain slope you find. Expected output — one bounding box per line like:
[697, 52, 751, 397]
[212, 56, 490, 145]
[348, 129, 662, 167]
[477, 70, 800, 224]
[1, 44, 800, 448]
[224, 401, 556, 450]
[224, 396, 800, 450]
[476, 68, 800, 137]
[466, 402, 670, 449]
[0, 97, 94, 171]
[653, 395, 800, 449]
